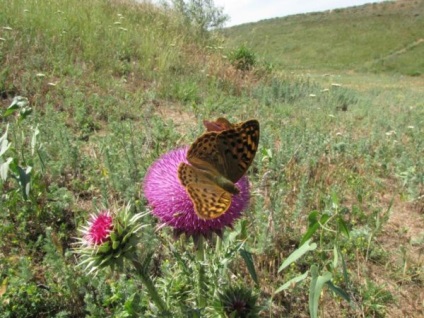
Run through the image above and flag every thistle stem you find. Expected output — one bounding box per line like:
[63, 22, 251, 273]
[196, 236, 206, 308]
[131, 258, 168, 314]
[215, 235, 222, 254]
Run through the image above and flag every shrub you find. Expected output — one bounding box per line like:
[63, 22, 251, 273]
[229, 45, 256, 71]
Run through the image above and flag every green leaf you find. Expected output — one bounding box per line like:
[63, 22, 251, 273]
[0, 157, 13, 181]
[19, 107, 32, 121]
[333, 245, 338, 269]
[240, 248, 259, 286]
[300, 224, 319, 246]
[0, 126, 11, 156]
[98, 241, 111, 253]
[239, 219, 248, 240]
[122, 231, 133, 244]
[228, 227, 240, 243]
[3, 96, 29, 118]
[326, 280, 350, 302]
[309, 265, 332, 318]
[275, 270, 309, 294]
[16, 165, 32, 200]
[340, 251, 349, 284]
[278, 239, 317, 273]
[31, 126, 39, 155]
[3, 103, 19, 117]
[300, 211, 319, 245]
[300, 212, 331, 245]
[112, 240, 120, 250]
[319, 213, 330, 226]
[308, 210, 319, 224]
[331, 191, 340, 207]
[110, 231, 118, 241]
[8, 158, 19, 176]
[337, 217, 350, 237]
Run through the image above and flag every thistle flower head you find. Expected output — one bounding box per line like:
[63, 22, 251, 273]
[83, 211, 113, 245]
[143, 147, 250, 238]
[75, 205, 147, 274]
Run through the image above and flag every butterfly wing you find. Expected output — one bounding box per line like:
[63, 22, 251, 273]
[181, 118, 259, 218]
[203, 117, 234, 132]
[186, 131, 228, 177]
[217, 119, 260, 183]
[188, 119, 260, 183]
[178, 163, 232, 219]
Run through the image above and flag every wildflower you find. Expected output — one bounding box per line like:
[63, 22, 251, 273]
[143, 147, 250, 238]
[82, 211, 113, 245]
[75, 206, 146, 274]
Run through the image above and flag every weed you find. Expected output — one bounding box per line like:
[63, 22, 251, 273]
[229, 45, 256, 71]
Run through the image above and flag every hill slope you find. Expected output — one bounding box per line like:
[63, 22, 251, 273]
[223, 0, 424, 75]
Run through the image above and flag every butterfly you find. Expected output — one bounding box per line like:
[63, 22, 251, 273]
[203, 117, 235, 132]
[178, 118, 260, 220]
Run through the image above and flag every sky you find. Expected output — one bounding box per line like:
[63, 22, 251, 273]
[213, 0, 386, 27]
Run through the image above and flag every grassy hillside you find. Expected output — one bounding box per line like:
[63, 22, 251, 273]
[223, 0, 424, 75]
[1, 0, 423, 317]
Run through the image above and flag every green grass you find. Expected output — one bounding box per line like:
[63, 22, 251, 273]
[223, 0, 424, 75]
[1, 0, 423, 317]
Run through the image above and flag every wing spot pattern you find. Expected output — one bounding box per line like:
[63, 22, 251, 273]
[179, 119, 259, 219]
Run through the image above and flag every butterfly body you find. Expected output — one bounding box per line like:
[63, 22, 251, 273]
[178, 119, 259, 220]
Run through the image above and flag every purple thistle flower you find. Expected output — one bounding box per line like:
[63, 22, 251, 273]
[143, 147, 250, 237]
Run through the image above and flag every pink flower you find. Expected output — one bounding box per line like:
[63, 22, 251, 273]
[76, 207, 147, 274]
[83, 211, 113, 245]
[143, 147, 250, 237]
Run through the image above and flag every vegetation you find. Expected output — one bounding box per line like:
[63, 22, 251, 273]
[0, 0, 423, 317]
[228, 45, 256, 71]
[223, 0, 424, 75]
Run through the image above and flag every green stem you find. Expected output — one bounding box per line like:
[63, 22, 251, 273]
[215, 235, 222, 254]
[196, 236, 206, 308]
[131, 259, 168, 314]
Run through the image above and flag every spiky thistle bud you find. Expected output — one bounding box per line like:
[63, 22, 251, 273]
[217, 285, 259, 318]
[75, 205, 147, 274]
